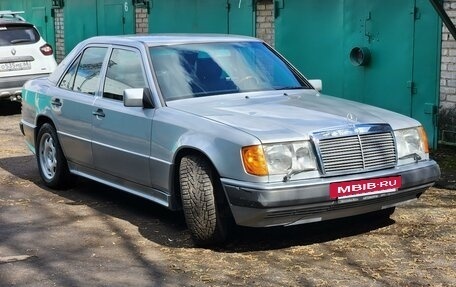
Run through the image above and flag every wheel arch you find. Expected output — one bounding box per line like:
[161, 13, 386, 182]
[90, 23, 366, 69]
[170, 147, 224, 210]
[34, 115, 56, 152]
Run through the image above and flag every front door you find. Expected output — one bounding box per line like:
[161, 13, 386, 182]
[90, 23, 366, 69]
[91, 47, 153, 186]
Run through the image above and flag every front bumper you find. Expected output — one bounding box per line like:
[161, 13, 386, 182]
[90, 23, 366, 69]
[221, 160, 440, 227]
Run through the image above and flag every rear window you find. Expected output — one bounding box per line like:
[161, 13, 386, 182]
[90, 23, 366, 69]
[0, 25, 39, 46]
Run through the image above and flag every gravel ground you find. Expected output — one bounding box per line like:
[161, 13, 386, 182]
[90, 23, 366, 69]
[0, 102, 455, 287]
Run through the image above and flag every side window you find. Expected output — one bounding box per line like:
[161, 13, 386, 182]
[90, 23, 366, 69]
[72, 47, 107, 95]
[103, 48, 147, 101]
[59, 55, 81, 90]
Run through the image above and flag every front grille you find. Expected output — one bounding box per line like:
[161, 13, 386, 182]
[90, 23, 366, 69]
[316, 129, 397, 175]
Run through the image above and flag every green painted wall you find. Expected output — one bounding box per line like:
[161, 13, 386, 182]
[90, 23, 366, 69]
[64, 0, 98, 54]
[275, 0, 441, 147]
[149, 0, 255, 36]
[65, 0, 134, 54]
[96, 0, 134, 36]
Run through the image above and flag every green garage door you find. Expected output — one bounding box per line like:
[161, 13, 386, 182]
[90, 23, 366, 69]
[97, 0, 134, 36]
[65, 0, 134, 54]
[149, 0, 255, 36]
[64, 0, 98, 53]
[275, 0, 441, 147]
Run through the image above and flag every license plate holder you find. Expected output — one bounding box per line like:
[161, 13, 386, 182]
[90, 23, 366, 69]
[0, 61, 31, 72]
[329, 176, 402, 199]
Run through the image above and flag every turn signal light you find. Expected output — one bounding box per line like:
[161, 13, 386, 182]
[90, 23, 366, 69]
[418, 126, 429, 153]
[241, 145, 268, 176]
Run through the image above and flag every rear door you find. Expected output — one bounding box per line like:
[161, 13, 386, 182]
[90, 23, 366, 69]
[91, 47, 153, 186]
[49, 46, 109, 168]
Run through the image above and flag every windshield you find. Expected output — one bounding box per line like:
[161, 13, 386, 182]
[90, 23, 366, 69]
[149, 41, 309, 101]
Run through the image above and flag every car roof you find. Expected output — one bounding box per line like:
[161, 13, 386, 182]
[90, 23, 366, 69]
[48, 34, 263, 85]
[83, 34, 262, 47]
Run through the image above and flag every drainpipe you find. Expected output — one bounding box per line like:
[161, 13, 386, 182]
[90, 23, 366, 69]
[428, 0, 456, 40]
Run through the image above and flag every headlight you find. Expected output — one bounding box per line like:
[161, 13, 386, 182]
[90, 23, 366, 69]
[394, 126, 429, 163]
[242, 141, 317, 176]
[263, 144, 293, 174]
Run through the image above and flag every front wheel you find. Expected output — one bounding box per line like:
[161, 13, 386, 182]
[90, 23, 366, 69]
[179, 155, 230, 246]
[36, 123, 72, 189]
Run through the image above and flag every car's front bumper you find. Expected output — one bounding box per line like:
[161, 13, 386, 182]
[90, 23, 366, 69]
[221, 160, 440, 227]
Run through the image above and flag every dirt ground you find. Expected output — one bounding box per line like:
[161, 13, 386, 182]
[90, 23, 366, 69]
[0, 101, 455, 287]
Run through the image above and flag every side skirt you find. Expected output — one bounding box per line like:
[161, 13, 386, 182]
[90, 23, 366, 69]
[68, 162, 174, 210]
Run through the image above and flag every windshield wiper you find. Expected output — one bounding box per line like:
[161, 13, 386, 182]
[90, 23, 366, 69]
[274, 86, 305, 90]
[11, 39, 33, 44]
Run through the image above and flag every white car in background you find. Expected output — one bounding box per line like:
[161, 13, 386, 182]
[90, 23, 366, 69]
[0, 10, 57, 101]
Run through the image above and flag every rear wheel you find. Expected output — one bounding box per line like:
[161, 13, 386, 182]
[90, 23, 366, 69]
[36, 123, 72, 189]
[179, 155, 230, 246]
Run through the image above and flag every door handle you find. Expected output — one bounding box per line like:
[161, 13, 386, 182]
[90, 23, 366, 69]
[92, 108, 105, 118]
[51, 98, 62, 107]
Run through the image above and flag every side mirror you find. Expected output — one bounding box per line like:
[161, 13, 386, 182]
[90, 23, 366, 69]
[308, 79, 322, 92]
[123, 88, 154, 108]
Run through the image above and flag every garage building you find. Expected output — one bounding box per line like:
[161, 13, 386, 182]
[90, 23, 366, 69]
[1, 0, 455, 148]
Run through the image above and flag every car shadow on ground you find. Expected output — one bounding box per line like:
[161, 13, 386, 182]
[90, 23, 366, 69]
[0, 101, 21, 116]
[0, 155, 395, 252]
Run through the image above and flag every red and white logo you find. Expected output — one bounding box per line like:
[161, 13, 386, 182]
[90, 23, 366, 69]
[329, 176, 402, 199]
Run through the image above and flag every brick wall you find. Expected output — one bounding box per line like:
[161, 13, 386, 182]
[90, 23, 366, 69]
[256, 0, 275, 46]
[439, 1, 456, 141]
[53, 8, 65, 63]
[441, 0, 456, 109]
[135, 7, 148, 34]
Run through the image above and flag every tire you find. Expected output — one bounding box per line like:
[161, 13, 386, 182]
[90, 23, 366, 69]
[179, 155, 230, 246]
[36, 123, 72, 189]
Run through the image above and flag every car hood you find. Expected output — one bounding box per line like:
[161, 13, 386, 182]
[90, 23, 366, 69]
[167, 90, 420, 142]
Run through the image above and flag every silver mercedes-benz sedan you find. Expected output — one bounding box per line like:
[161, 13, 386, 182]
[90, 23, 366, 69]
[20, 34, 440, 245]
